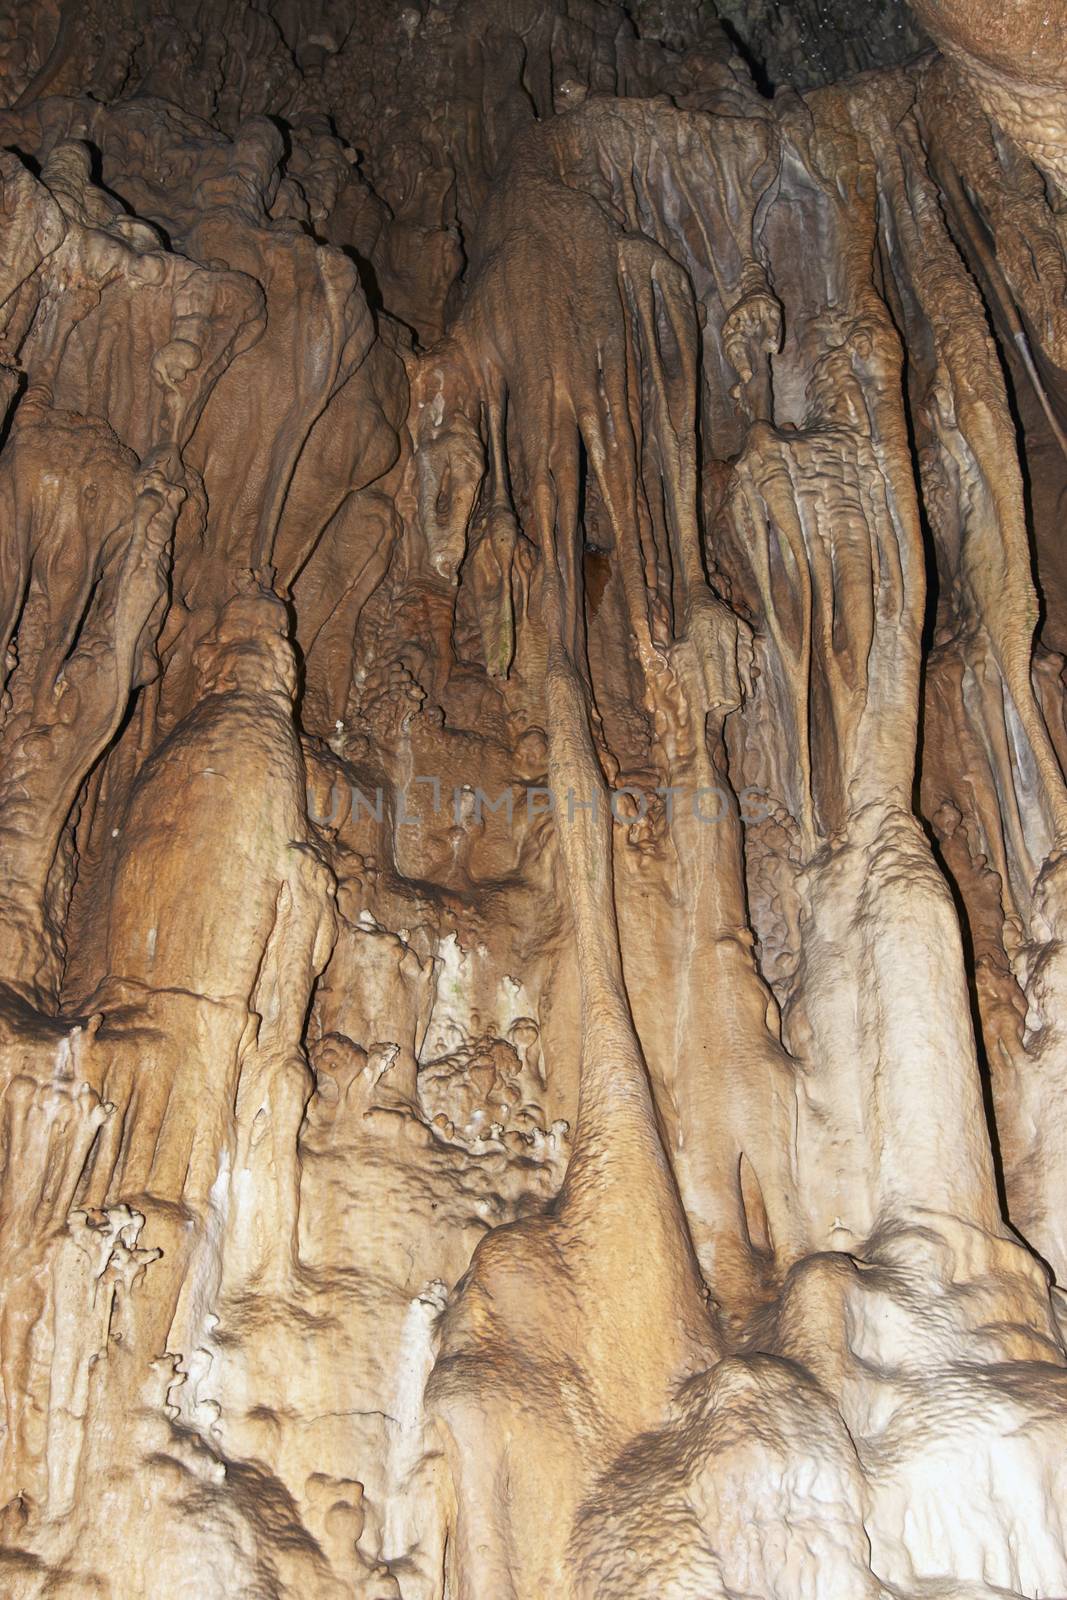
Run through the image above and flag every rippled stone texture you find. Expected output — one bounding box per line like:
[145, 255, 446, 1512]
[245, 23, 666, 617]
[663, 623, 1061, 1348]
[0, 1, 1067, 1596]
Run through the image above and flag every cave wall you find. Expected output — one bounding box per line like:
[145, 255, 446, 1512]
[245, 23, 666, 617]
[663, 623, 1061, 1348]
[0, 2, 1066, 1597]
[712, 0, 928, 89]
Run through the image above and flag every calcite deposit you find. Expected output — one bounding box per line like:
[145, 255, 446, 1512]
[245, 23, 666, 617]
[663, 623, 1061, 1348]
[1, 0, 1067, 1594]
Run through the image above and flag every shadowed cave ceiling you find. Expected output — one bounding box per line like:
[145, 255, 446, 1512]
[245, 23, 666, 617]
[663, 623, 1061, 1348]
[1, 0, 1067, 1595]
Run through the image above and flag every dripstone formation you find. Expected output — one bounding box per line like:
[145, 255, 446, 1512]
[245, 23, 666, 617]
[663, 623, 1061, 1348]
[1, 0, 1067, 1594]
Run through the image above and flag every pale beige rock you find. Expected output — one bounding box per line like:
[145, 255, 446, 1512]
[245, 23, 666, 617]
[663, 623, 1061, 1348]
[1, 3, 1067, 1597]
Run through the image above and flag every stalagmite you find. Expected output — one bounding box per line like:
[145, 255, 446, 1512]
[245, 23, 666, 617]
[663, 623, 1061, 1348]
[4, 1, 1067, 1596]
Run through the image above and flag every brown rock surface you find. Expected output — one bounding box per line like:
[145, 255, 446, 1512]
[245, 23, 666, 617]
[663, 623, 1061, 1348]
[0, 2, 1066, 1596]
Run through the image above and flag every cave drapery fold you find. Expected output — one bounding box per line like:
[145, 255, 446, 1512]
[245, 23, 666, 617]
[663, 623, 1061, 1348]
[1, 0, 1067, 1595]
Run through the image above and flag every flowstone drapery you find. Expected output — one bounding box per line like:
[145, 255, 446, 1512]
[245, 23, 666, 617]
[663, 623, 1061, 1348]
[1, 1, 1067, 1595]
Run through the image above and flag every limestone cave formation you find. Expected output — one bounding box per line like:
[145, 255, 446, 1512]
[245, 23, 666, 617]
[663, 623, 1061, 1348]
[1, 0, 1067, 1593]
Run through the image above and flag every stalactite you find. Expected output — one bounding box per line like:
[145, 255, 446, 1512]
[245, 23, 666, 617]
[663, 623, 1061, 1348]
[2, 2, 1067, 1597]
